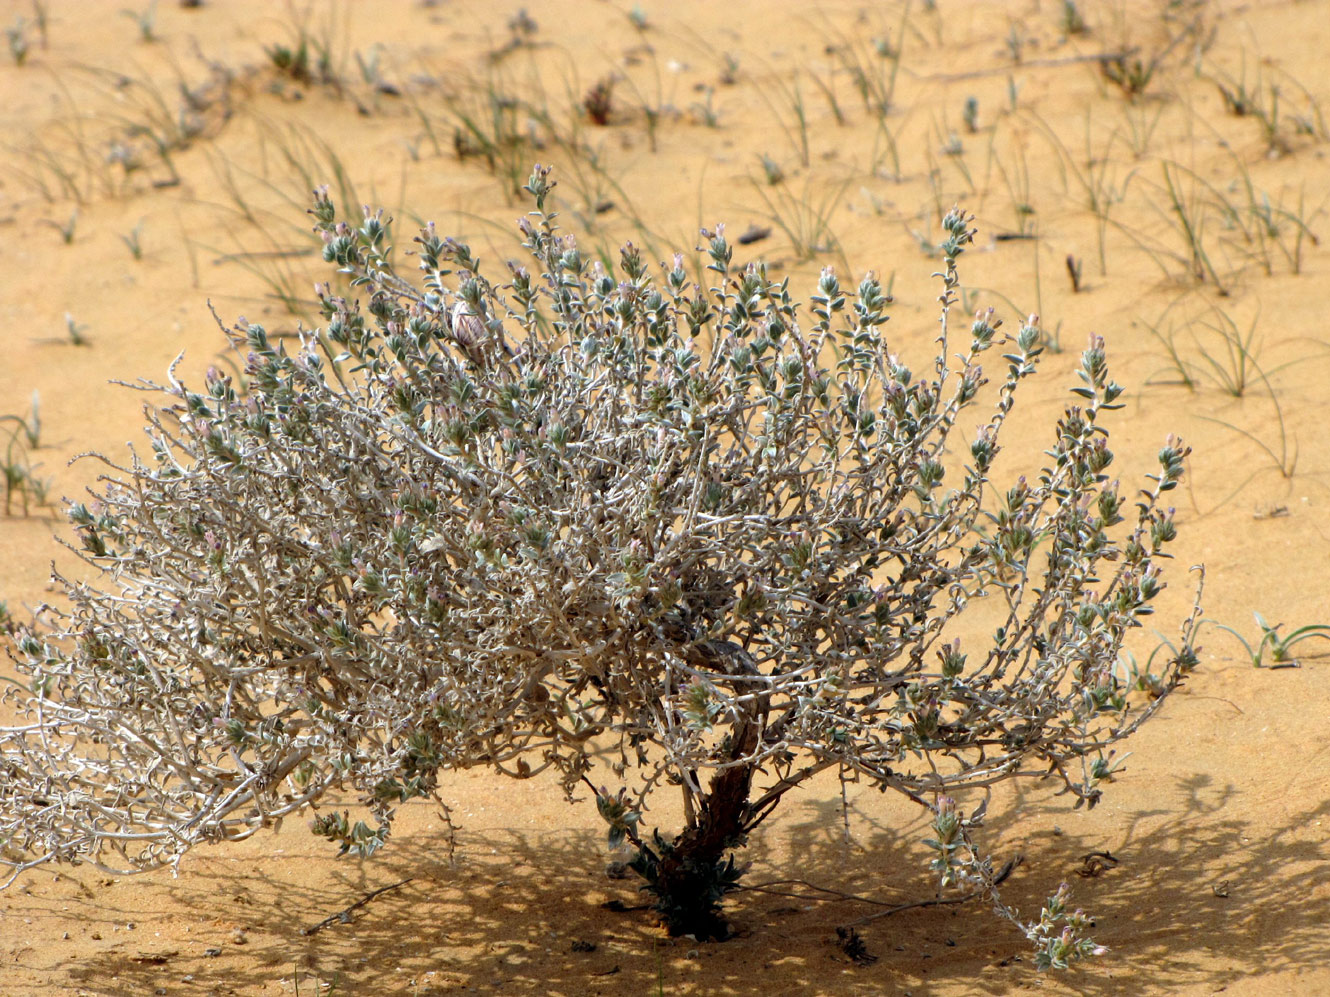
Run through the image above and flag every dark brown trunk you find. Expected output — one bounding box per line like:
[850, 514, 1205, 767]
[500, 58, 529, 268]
[650, 754, 755, 939]
[645, 639, 767, 939]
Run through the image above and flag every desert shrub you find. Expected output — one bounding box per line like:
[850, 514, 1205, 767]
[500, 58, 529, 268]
[0, 166, 1202, 965]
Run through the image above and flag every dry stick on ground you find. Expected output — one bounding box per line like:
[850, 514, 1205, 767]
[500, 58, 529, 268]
[923, 49, 1137, 82]
[300, 877, 415, 936]
[739, 855, 1023, 929]
[837, 856, 1023, 930]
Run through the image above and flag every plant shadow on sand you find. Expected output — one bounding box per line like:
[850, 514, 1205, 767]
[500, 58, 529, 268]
[39, 772, 1330, 995]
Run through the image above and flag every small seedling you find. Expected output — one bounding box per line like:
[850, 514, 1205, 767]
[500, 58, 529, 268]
[6, 17, 29, 65]
[1060, 0, 1087, 36]
[962, 96, 979, 133]
[807, 65, 845, 125]
[0, 392, 41, 450]
[267, 38, 311, 82]
[820, 8, 908, 117]
[1101, 53, 1155, 99]
[627, 4, 648, 30]
[265, 10, 338, 89]
[1209, 614, 1330, 668]
[122, 1, 158, 42]
[0, 427, 51, 517]
[1206, 59, 1314, 157]
[754, 68, 812, 166]
[1005, 22, 1026, 64]
[1099, 21, 1196, 102]
[759, 154, 784, 185]
[990, 137, 1035, 238]
[1031, 110, 1138, 276]
[354, 46, 383, 89]
[692, 86, 719, 127]
[65, 313, 89, 346]
[1, 437, 30, 516]
[119, 218, 145, 260]
[749, 172, 851, 262]
[42, 210, 78, 244]
[1119, 633, 1194, 700]
[718, 52, 739, 85]
[1160, 161, 1228, 293]
[615, 45, 671, 154]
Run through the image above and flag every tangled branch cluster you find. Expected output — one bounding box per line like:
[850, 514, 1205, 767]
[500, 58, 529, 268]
[2, 166, 1201, 958]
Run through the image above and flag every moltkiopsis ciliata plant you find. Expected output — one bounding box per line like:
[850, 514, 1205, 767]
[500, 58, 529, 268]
[1, 165, 1203, 970]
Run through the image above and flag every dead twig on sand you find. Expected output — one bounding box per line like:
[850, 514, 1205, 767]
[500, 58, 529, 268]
[300, 878, 414, 936]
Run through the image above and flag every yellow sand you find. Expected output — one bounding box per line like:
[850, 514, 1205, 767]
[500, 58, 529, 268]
[1, 1, 1327, 993]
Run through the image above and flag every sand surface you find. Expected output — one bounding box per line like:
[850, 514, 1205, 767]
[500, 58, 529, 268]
[1, 0, 1328, 993]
